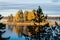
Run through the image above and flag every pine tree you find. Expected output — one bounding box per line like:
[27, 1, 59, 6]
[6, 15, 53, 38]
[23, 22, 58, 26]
[0, 14, 10, 40]
[36, 6, 47, 22]
[37, 6, 43, 22]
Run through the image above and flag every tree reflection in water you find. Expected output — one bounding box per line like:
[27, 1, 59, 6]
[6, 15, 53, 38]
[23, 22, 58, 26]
[7, 23, 60, 40]
[0, 15, 10, 40]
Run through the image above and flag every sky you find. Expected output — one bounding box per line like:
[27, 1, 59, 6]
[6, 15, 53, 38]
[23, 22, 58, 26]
[0, 0, 52, 4]
[0, 0, 60, 16]
[0, 0, 59, 4]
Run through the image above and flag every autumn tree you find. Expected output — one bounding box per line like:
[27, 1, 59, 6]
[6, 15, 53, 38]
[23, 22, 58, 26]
[8, 14, 13, 22]
[18, 10, 24, 22]
[15, 10, 24, 22]
[24, 11, 28, 21]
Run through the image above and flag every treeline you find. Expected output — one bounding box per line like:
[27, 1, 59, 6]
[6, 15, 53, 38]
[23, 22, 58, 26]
[5, 6, 47, 22]
[48, 17, 60, 20]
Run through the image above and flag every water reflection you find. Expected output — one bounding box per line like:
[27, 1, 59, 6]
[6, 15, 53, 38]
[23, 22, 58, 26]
[4, 24, 60, 40]
[0, 18, 60, 40]
[7, 25, 29, 40]
[0, 23, 10, 40]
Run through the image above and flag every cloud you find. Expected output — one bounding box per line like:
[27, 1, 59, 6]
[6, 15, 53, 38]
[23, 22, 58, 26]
[0, 0, 60, 16]
[0, 0, 52, 4]
[52, 0, 60, 2]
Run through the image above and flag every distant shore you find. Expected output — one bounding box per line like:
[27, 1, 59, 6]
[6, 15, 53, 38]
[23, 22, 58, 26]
[49, 21, 60, 26]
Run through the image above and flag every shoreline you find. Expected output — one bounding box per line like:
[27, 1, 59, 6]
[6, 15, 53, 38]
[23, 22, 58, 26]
[2, 21, 60, 26]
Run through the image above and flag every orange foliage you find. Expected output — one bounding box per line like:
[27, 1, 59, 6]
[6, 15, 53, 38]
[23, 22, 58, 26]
[27, 11, 35, 21]
[15, 12, 20, 22]
[14, 10, 36, 21]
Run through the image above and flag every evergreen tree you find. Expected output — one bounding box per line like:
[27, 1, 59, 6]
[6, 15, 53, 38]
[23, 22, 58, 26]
[0, 15, 10, 40]
[36, 6, 47, 22]
[37, 6, 43, 22]
[0, 14, 3, 20]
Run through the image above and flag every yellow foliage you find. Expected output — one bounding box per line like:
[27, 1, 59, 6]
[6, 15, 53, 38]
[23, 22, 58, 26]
[27, 11, 35, 21]
[15, 12, 20, 21]
[13, 27, 20, 34]
[14, 10, 37, 21]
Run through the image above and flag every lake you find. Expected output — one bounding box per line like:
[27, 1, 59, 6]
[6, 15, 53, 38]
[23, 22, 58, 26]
[1, 19, 60, 40]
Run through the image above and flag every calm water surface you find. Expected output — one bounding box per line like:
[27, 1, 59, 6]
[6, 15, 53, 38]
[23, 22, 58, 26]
[1, 19, 60, 40]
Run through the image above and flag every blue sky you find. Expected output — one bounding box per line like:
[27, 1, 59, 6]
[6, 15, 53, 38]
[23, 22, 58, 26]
[0, 0, 60, 16]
